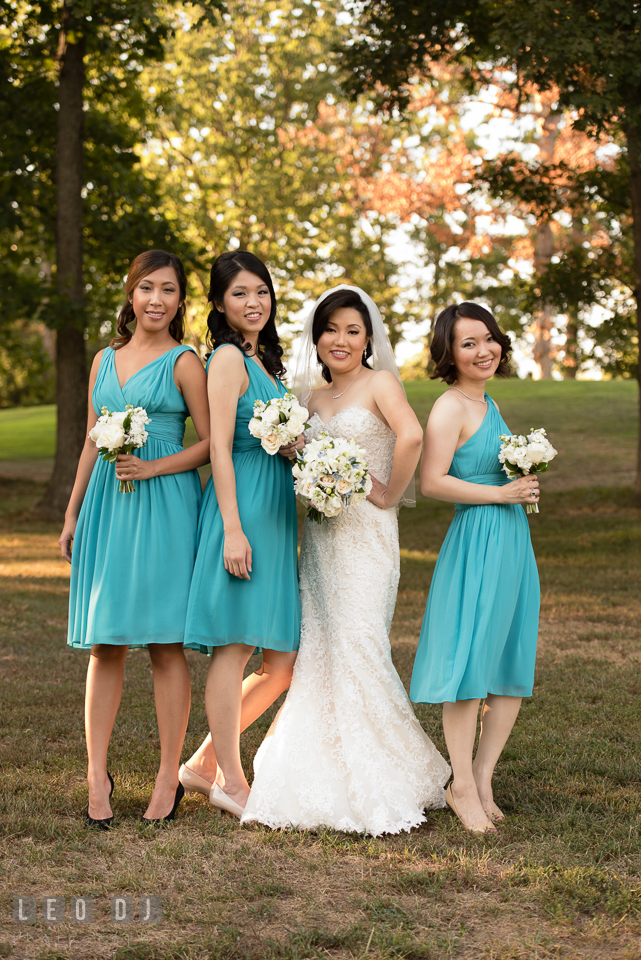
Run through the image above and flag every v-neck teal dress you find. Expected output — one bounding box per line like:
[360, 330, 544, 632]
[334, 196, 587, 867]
[410, 396, 540, 704]
[184, 345, 300, 654]
[67, 345, 202, 649]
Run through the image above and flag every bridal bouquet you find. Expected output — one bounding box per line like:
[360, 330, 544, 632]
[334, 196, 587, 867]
[248, 392, 309, 455]
[89, 405, 151, 493]
[293, 431, 372, 523]
[498, 428, 558, 514]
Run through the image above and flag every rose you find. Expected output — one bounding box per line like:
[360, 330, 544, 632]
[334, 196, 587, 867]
[248, 417, 264, 438]
[323, 495, 343, 517]
[261, 404, 281, 426]
[297, 477, 314, 498]
[95, 421, 126, 451]
[350, 492, 365, 505]
[336, 478, 353, 495]
[319, 475, 336, 488]
[526, 441, 550, 464]
[261, 432, 281, 455]
[363, 475, 373, 495]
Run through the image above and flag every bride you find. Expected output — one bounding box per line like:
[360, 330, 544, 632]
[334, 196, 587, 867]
[241, 285, 450, 836]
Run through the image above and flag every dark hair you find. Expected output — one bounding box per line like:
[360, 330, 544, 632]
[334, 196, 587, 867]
[206, 250, 286, 379]
[111, 250, 187, 349]
[430, 302, 512, 384]
[311, 288, 373, 384]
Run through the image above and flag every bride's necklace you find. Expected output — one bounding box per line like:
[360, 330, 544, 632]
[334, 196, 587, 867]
[451, 386, 487, 404]
[332, 367, 363, 400]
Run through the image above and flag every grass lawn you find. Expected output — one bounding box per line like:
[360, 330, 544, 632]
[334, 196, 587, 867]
[1, 379, 638, 489]
[0, 382, 640, 959]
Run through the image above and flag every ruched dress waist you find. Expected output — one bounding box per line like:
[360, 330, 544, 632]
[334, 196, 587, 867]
[146, 412, 185, 446]
[454, 471, 509, 512]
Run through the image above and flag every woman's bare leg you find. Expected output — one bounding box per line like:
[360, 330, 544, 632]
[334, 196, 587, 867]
[472, 694, 522, 820]
[143, 643, 191, 819]
[205, 643, 255, 806]
[442, 699, 495, 832]
[185, 649, 297, 784]
[85, 644, 127, 819]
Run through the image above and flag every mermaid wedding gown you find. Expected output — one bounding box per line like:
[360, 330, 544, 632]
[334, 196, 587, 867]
[241, 407, 450, 837]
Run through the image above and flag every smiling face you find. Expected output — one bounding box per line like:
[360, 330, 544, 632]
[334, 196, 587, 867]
[131, 266, 182, 335]
[316, 307, 369, 379]
[451, 318, 503, 383]
[216, 269, 272, 339]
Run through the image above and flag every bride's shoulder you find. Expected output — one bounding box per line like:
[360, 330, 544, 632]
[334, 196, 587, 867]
[306, 383, 332, 413]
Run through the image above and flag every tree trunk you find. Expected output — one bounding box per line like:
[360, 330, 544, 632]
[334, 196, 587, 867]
[39, 7, 87, 518]
[532, 222, 555, 380]
[563, 312, 578, 379]
[624, 122, 641, 502]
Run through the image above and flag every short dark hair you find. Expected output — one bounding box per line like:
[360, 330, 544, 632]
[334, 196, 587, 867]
[311, 288, 373, 384]
[430, 302, 512, 384]
[112, 250, 187, 349]
[206, 250, 285, 379]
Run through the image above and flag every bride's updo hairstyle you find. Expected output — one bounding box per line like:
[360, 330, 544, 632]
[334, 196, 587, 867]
[431, 302, 512, 384]
[311, 288, 374, 384]
[206, 250, 286, 379]
[111, 249, 187, 349]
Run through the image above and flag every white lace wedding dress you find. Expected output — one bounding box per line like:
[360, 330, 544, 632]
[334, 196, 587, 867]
[241, 407, 450, 836]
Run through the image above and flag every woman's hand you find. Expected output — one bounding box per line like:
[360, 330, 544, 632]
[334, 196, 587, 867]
[115, 454, 157, 482]
[366, 473, 390, 509]
[278, 434, 305, 459]
[59, 517, 77, 563]
[223, 528, 253, 580]
[502, 474, 540, 506]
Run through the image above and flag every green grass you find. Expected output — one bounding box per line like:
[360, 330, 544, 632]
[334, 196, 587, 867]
[1, 379, 638, 490]
[0, 478, 639, 959]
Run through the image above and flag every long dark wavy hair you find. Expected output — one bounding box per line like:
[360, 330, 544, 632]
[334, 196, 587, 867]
[111, 250, 187, 349]
[312, 288, 373, 384]
[206, 250, 286, 379]
[430, 302, 512, 384]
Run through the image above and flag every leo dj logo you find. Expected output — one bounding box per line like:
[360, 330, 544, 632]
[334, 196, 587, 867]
[13, 896, 162, 924]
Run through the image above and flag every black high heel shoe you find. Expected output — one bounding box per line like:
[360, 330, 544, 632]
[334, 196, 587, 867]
[85, 771, 115, 831]
[140, 782, 185, 826]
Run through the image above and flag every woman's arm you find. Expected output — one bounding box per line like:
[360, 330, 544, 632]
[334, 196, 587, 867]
[114, 351, 210, 483]
[367, 372, 424, 508]
[208, 345, 253, 580]
[420, 393, 539, 506]
[58, 351, 104, 562]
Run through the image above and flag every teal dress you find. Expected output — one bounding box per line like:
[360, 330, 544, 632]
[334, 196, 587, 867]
[410, 396, 540, 703]
[67, 345, 202, 649]
[184, 345, 300, 654]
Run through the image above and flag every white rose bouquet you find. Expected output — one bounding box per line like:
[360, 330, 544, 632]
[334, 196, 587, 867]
[498, 427, 558, 513]
[248, 392, 309, 455]
[292, 431, 372, 523]
[89, 405, 151, 493]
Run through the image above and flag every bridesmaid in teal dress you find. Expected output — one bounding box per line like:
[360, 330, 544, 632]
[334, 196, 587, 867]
[410, 302, 540, 835]
[59, 250, 210, 828]
[180, 251, 300, 819]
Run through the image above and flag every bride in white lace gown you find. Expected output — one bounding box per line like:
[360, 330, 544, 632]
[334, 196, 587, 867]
[242, 286, 450, 836]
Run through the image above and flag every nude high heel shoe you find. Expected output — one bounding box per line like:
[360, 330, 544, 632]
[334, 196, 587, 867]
[179, 763, 213, 799]
[209, 783, 245, 820]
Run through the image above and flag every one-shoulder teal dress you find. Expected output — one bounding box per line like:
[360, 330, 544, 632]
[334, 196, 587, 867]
[67, 345, 202, 649]
[410, 396, 540, 703]
[184, 345, 300, 654]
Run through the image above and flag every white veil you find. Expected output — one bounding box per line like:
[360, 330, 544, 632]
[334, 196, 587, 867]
[291, 283, 416, 507]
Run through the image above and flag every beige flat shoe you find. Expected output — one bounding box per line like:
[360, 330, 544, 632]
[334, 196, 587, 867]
[445, 783, 496, 835]
[209, 783, 245, 820]
[178, 764, 213, 799]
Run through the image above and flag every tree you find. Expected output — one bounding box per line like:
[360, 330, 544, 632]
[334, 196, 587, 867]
[0, 0, 222, 516]
[340, 0, 641, 493]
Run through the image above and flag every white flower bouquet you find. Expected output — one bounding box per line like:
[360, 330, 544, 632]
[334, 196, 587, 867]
[498, 427, 558, 513]
[89, 405, 151, 493]
[248, 392, 309, 455]
[292, 431, 372, 523]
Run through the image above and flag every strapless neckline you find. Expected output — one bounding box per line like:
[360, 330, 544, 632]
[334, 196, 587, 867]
[309, 406, 393, 435]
